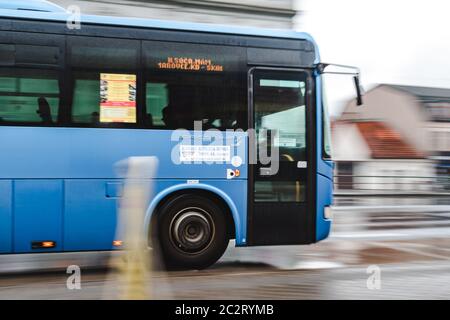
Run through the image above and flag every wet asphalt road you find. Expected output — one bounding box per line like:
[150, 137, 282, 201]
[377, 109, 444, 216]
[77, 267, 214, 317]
[0, 238, 449, 299]
[1, 205, 450, 299]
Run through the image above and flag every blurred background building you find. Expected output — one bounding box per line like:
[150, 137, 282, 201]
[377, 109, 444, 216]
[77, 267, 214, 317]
[333, 84, 450, 192]
[52, 0, 296, 28]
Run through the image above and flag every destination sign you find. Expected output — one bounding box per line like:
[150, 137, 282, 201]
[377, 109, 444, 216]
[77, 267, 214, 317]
[157, 57, 224, 72]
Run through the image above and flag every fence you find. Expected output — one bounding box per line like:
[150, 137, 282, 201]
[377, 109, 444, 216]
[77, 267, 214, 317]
[334, 174, 450, 194]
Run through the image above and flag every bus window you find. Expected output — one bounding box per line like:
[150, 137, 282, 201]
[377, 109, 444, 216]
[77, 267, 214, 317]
[68, 36, 139, 126]
[72, 74, 99, 124]
[143, 41, 247, 130]
[253, 73, 308, 203]
[72, 72, 137, 124]
[0, 68, 60, 124]
[146, 79, 245, 130]
[146, 83, 168, 127]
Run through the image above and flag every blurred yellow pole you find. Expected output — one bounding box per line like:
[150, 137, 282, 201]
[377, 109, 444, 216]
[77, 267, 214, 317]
[115, 157, 158, 300]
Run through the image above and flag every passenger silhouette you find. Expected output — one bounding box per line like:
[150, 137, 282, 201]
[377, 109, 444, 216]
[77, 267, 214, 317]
[91, 111, 100, 124]
[162, 106, 178, 129]
[37, 97, 53, 124]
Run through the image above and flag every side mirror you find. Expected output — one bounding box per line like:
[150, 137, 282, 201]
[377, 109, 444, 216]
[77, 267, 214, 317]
[353, 76, 363, 106]
[318, 63, 364, 106]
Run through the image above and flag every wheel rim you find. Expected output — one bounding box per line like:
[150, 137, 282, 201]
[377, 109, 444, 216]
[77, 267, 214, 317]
[169, 207, 215, 255]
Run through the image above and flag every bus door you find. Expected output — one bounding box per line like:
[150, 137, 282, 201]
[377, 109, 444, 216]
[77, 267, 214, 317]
[248, 68, 315, 245]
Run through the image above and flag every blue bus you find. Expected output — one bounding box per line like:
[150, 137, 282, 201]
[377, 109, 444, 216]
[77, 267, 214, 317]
[0, 1, 362, 269]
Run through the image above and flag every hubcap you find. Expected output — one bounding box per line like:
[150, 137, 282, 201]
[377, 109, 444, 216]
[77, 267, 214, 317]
[169, 207, 214, 254]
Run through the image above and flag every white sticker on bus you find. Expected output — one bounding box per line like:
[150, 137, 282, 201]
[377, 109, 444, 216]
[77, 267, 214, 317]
[275, 137, 297, 147]
[179, 145, 231, 163]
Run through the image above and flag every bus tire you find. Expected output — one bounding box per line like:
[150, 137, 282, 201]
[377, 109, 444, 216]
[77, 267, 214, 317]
[155, 193, 229, 270]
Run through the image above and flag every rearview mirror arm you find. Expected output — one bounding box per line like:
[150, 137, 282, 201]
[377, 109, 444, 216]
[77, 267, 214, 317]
[316, 63, 364, 106]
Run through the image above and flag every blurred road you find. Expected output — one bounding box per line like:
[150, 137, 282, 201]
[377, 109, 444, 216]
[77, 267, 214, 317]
[1, 199, 449, 299]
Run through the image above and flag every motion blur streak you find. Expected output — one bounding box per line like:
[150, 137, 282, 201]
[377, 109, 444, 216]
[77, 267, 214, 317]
[0, 0, 449, 300]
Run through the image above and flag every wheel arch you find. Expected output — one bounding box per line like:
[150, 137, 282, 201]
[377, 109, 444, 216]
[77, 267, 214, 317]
[144, 183, 240, 243]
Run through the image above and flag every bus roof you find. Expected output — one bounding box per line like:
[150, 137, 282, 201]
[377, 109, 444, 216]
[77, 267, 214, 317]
[0, 6, 317, 44]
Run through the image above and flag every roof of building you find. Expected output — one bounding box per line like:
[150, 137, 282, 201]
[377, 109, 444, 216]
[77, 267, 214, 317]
[383, 84, 450, 103]
[355, 121, 424, 159]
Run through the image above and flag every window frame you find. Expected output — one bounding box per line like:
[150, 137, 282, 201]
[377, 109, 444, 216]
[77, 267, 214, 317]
[0, 31, 65, 127]
[65, 35, 143, 129]
[142, 39, 247, 131]
[0, 67, 63, 126]
[250, 67, 311, 204]
[321, 75, 332, 160]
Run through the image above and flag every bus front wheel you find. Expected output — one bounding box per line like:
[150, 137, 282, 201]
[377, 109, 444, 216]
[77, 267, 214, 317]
[155, 193, 229, 270]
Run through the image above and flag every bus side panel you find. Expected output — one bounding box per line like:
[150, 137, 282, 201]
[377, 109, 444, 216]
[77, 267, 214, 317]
[64, 179, 247, 251]
[13, 180, 63, 253]
[0, 180, 12, 253]
[64, 180, 119, 251]
[316, 173, 332, 241]
[315, 74, 333, 242]
[0, 127, 247, 180]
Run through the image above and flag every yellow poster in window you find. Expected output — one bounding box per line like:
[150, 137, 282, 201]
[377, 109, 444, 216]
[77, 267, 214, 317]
[100, 73, 136, 123]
